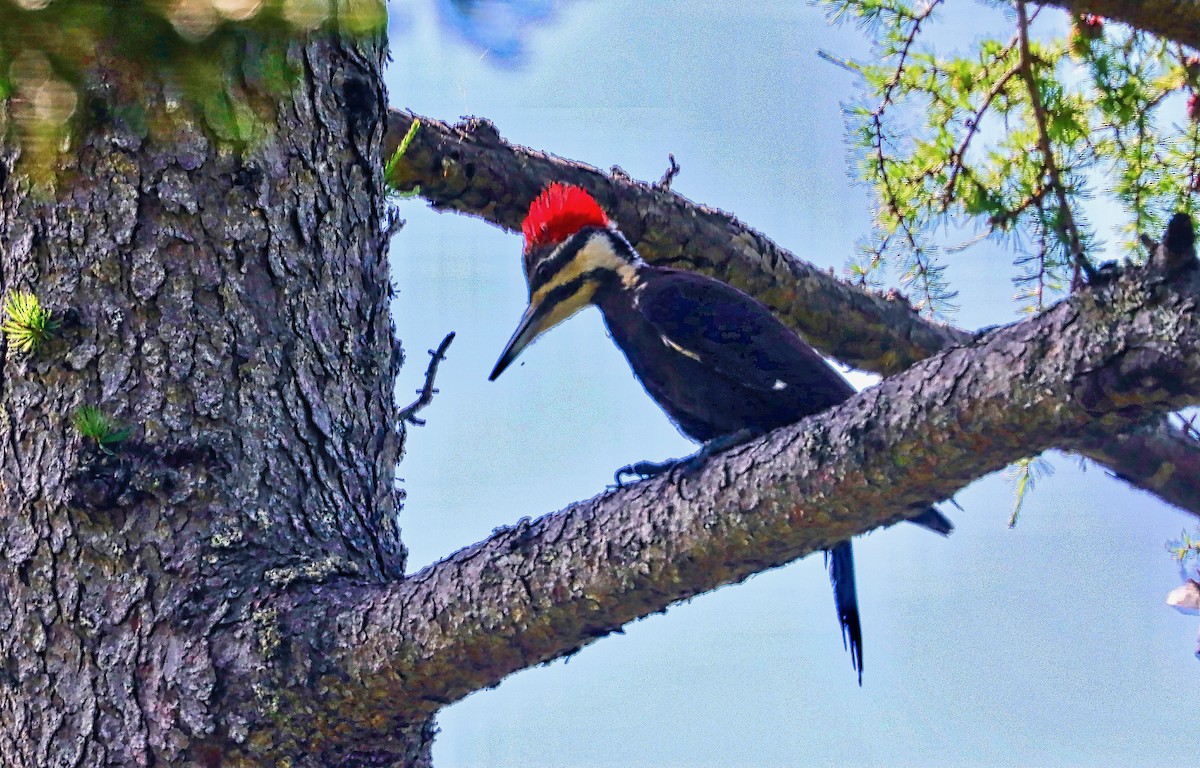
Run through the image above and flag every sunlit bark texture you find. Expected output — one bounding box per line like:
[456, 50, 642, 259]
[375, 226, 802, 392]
[307, 257, 1200, 721]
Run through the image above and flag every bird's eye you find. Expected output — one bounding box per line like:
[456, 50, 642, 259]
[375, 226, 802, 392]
[531, 260, 552, 288]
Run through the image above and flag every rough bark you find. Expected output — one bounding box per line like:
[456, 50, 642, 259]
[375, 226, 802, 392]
[1074, 418, 1200, 510]
[307, 258, 1200, 720]
[383, 109, 1200, 520]
[0, 35, 431, 766]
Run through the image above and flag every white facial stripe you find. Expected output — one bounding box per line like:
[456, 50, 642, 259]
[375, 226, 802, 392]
[530, 231, 638, 306]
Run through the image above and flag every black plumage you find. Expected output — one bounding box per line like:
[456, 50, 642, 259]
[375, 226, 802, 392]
[592, 241, 867, 682]
[492, 186, 950, 685]
[599, 265, 855, 441]
[594, 232, 949, 685]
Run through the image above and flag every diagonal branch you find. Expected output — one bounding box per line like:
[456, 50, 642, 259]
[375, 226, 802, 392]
[1075, 417, 1200, 506]
[384, 108, 1200, 517]
[298, 262, 1200, 732]
[942, 52, 1021, 208]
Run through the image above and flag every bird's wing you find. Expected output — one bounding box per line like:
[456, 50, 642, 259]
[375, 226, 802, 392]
[641, 271, 958, 535]
[638, 269, 855, 408]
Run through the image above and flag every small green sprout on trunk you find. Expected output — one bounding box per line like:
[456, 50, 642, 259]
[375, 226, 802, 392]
[385, 117, 421, 198]
[73, 406, 131, 454]
[2, 291, 58, 353]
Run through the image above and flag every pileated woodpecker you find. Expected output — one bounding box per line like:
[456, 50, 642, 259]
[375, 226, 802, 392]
[489, 183, 951, 683]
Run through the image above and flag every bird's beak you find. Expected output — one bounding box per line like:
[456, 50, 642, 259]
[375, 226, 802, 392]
[490, 278, 597, 381]
[489, 301, 544, 381]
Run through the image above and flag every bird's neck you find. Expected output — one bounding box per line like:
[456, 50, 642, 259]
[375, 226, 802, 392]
[589, 229, 643, 289]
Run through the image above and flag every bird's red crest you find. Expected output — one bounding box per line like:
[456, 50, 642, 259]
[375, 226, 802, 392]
[522, 183, 609, 252]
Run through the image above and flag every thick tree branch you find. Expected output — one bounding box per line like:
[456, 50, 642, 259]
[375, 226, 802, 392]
[1074, 418, 1200, 508]
[1033, 1, 1200, 52]
[303, 263, 1200, 727]
[384, 109, 1200, 517]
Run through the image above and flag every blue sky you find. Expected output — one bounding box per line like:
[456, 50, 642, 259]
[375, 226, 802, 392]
[388, 2, 1198, 765]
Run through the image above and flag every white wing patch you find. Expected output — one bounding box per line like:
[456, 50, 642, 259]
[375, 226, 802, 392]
[660, 334, 702, 362]
[772, 380, 788, 390]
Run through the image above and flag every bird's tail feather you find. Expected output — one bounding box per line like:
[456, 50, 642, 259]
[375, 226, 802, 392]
[826, 541, 862, 686]
[908, 506, 954, 536]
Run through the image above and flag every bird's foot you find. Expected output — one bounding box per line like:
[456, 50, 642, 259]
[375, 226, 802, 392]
[611, 428, 764, 488]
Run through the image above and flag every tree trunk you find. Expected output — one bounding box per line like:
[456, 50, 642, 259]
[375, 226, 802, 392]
[0, 34, 430, 765]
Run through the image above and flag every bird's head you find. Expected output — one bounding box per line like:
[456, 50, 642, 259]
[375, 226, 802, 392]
[489, 183, 639, 380]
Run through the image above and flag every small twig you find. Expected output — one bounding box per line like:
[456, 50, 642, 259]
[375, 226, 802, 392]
[941, 48, 1021, 207]
[852, 232, 889, 288]
[876, 0, 945, 110]
[990, 184, 1048, 230]
[870, 114, 925, 258]
[1015, 1, 1098, 289]
[654, 154, 680, 191]
[1178, 413, 1200, 442]
[858, 2, 955, 316]
[385, 209, 406, 240]
[864, 0, 942, 238]
[398, 332, 456, 427]
[868, 113, 957, 318]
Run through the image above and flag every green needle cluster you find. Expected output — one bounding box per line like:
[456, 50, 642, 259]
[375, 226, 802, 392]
[2, 291, 58, 353]
[73, 406, 132, 453]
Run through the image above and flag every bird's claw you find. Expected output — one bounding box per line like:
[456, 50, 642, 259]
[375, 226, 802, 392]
[610, 432, 764, 489]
